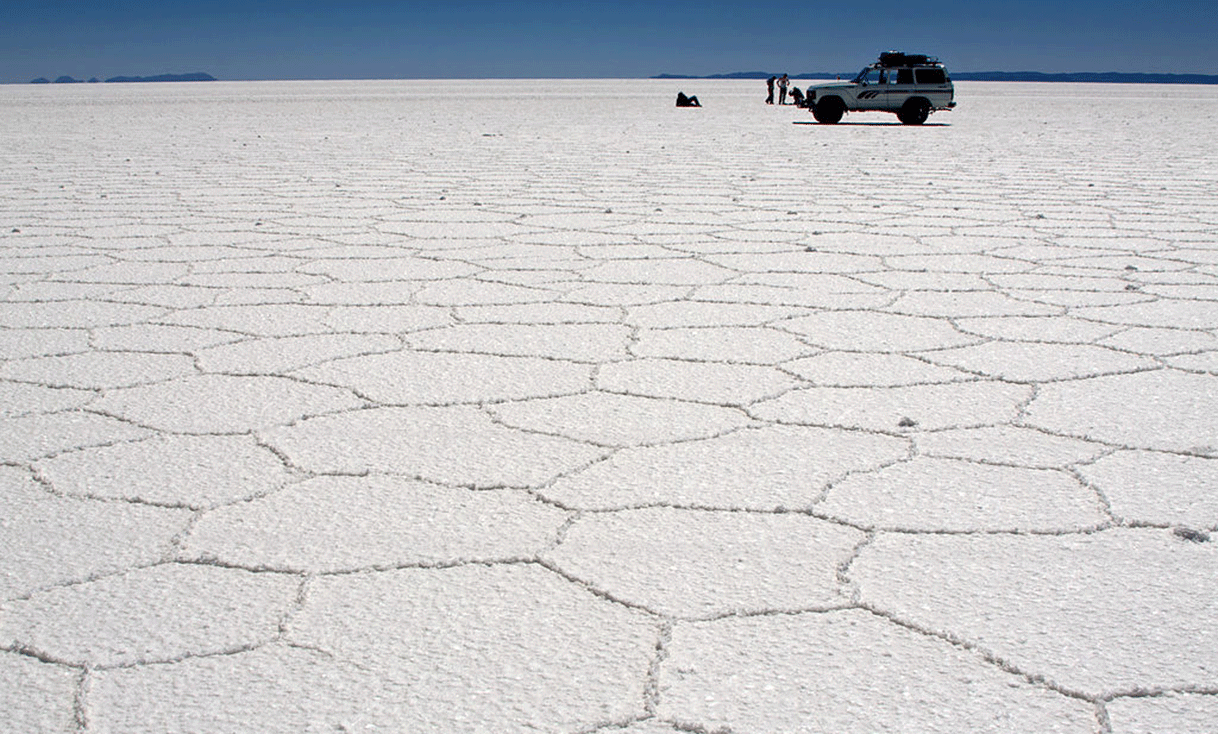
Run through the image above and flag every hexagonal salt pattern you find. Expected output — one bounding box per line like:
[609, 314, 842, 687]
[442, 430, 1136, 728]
[1, 564, 298, 667]
[182, 475, 569, 572]
[0, 652, 80, 734]
[752, 380, 1032, 432]
[658, 610, 1097, 732]
[816, 457, 1107, 532]
[4, 80, 1217, 730]
[539, 424, 909, 510]
[0, 411, 153, 462]
[91, 375, 365, 433]
[851, 531, 1218, 698]
[86, 645, 397, 734]
[0, 350, 197, 389]
[292, 349, 593, 405]
[544, 508, 864, 618]
[914, 425, 1110, 468]
[487, 391, 755, 447]
[0, 466, 190, 600]
[1023, 370, 1218, 454]
[1077, 450, 1218, 528]
[35, 434, 291, 509]
[285, 564, 658, 731]
[262, 405, 606, 485]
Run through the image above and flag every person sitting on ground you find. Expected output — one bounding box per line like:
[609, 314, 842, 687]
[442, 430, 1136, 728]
[790, 86, 804, 107]
[676, 92, 701, 107]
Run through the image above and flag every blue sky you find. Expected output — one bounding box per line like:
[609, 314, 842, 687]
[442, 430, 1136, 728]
[4, 1, 1213, 83]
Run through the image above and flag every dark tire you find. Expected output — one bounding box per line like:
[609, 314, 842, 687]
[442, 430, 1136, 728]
[812, 97, 845, 124]
[898, 98, 931, 125]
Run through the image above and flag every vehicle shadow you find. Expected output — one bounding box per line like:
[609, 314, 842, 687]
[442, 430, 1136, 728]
[792, 120, 950, 127]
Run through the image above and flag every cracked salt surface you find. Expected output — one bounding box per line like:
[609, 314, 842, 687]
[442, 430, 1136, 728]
[2, 78, 1217, 732]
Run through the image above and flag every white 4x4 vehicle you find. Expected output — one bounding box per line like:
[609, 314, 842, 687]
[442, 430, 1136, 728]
[806, 52, 955, 124]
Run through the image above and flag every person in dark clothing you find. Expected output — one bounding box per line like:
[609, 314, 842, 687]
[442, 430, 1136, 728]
[790, 86, 804, 107]
[676, 92, 701, 107]
[766, 76, 775, 104]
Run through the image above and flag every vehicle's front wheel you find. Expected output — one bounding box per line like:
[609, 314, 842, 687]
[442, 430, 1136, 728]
[898, 98, 931, 125]
[812, 97, 845, 124]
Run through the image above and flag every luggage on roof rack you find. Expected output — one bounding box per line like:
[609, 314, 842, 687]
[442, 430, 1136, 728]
[879, 51, 936, 67]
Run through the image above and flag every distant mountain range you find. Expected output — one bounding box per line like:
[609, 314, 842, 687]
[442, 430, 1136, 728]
[30, 72, 216, 84]
[28, 70, 1218, 85]
[654, 71, 1218, 84]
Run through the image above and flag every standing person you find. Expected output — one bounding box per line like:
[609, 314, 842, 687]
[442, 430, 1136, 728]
[778, 74, 789, 105]
[766, 76, 775, 104]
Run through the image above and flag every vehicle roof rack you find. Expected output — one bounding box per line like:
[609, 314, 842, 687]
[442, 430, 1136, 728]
[878, 51, 939, 67]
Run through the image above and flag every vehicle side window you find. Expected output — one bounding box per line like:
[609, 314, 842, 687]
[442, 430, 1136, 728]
[915, 68, 946, 85]
[896, 69, 914, 85]
[862, 69, 883, 85]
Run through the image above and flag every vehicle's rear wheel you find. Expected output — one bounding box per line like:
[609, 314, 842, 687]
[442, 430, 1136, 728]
[812, 97, 845, 124]
[898, 98, 931, 125]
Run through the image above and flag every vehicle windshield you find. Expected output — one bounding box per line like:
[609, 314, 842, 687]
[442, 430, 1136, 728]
[852, 67, 873, 83]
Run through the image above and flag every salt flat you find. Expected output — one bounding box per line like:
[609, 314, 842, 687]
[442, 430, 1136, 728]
[1, 78, 1217, 733]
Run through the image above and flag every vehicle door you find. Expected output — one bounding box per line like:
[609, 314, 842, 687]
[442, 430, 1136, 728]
[885, 67, 916, 111]
[854, 67, 885, 109]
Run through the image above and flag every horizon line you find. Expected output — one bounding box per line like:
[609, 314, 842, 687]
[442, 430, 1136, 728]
[10, 70, 1218, 86]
